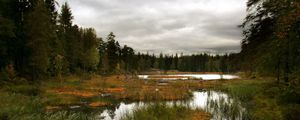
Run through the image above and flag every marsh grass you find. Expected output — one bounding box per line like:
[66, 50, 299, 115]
[121, 103, 209, 120]
[0, 75, 199, 120]
[206, 93, 249, 120]
[216, 79, 300, 120]
[226, 83, 260, 102]
[0, 89, 99, 120]
[0, 92, 42, 120]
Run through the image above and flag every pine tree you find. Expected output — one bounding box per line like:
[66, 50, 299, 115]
[58, 2, 75, 72]
[106, 32, 119, 73]
[25, 0, 52, 79]
[59, 2, 73, 31]
[81, 28, 100, 71]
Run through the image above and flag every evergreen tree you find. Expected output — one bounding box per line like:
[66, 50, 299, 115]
[58, 2, 76, 72]
[121, 45, 135, 72]
[81, 28, 100, 71]
[25, 0, 52, 79]
[59, 2, 73, 31]
[241, 0, 300, 83]
[106, 32, 119, 73]
[0, 16, 15, 69]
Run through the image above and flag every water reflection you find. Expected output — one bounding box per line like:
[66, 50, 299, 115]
[99, 91, 246, 120]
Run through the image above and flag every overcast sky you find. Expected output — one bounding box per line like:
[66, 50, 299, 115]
[58, 0, 247, 55]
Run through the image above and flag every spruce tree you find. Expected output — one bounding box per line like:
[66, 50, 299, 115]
[25, 0, 52, 79]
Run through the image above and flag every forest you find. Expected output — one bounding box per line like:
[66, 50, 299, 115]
[0, 0, 240, 81]
[0, 0, 300, 120]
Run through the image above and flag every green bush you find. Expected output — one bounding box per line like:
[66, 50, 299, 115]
[0, 68, 9, 81]
[282, 104, 300, 120]
[278, 86, 300, 104]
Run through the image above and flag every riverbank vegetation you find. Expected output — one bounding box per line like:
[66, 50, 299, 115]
[206, 78, 300, 120]
[122, 103, 210, 120]
[1, 73, 299, 119]
[0, 74, 214, 120]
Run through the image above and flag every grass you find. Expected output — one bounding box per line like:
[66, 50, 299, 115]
[0, 74, 209, 119]
[0, 81, 100, 120]
[43, 75, 201, 104]
[0, 92, 42, 120]
[2, 73, 299, 120]
[121, 103, 210, 120]
[209, 78, 300, 120]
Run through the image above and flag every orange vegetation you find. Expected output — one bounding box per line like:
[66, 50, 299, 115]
[47, 88, 98, 98]
[89, 102, 110, 107]
[45, 75, 230, 104]
[105, 87, 125, 93]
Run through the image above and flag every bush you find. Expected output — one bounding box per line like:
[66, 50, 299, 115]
[0, 68, 10, 81]
[278, 86, 300, 104]
[3, 83, 41, 96]
[282, 104, 300, 120]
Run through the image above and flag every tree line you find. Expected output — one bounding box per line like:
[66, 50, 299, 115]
[99, 33, 239, 74]
[0, 0, 238, 81]
[0, 0, 102, 80]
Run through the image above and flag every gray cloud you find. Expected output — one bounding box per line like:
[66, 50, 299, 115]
[58, 0, 247, 54]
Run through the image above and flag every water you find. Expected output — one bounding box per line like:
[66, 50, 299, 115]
[138, 74, 240, 80]
[98, 91, 246, 120]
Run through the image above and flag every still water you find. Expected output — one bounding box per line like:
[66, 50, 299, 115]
[138, 74, 239, 80]
[98, 91, 246, 120]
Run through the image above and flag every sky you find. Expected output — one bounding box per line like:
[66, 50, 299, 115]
[58, 0, 247, 55]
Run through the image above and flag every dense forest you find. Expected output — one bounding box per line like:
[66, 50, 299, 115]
[240, 0, 300, 84]
[0, 0, 239, 81]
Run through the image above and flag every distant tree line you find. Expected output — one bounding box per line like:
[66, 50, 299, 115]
[98, 32, 239, 74]
[0, 0, 238, 81]
[240, 0, 300, 84]
[126, 53, 239, 73]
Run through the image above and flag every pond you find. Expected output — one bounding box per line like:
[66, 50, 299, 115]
[98, 90, 247, 120]
[138, 74, 240, 80]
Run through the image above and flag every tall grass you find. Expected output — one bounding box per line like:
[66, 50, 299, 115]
[0, 81, 98, 120]
[0, 91, 42, 120]
[0, 90, 99, 120]
[206, 93, 250, 120]
[218, 79, 300, 120]
[121, 103, 209, 120]
[226, 83, 260, 102]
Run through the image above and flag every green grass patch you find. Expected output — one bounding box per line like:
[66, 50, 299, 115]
[217, 79, 300, 120]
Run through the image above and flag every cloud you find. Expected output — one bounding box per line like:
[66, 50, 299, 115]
[58, 0, 247, 54]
